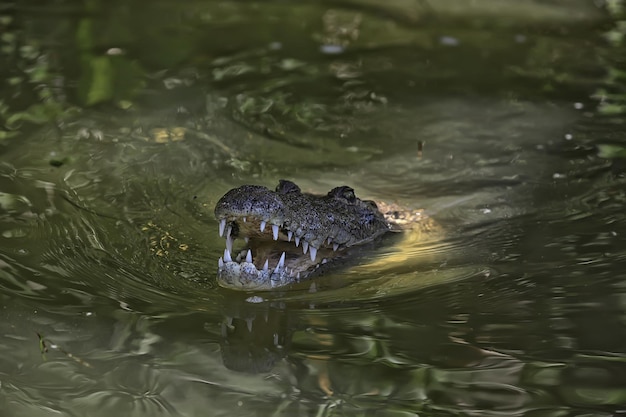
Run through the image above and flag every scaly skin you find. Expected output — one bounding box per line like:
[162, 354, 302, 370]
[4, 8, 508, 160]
[214, 180, 402, 290]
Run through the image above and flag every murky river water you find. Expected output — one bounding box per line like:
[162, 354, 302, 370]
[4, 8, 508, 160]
[1, 1, 625, 416]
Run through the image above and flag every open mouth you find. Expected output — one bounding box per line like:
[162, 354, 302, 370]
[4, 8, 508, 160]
[216, 215, 341, 289]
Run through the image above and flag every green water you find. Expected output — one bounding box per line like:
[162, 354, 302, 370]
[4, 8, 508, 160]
[1, 1, 625, 416]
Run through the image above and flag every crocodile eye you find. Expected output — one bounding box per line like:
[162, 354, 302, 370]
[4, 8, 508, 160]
[276, 180, 301, 194]
[340, 187, 356, 203]
[328, 186, 356, 203]
[364, 200, 378, 210]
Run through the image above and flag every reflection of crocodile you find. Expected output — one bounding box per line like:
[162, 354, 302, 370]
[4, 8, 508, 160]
[214, 179, 435, 290]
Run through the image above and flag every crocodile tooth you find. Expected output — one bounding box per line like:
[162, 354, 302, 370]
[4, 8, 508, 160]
[302, 241, 309, 254]
[274, 253, 285, 274]
[333, 243, 339, 251]
[226, 234, 233, 253]
[243, 217, 247, 222]
[244, 237, 249, 244]
[263, 259, 269, 271]
[297, 272, 301, 280]
[309, 246, 317, 262]
[218, 257, 224, 268]
[224, 248, 232, 262]
[218, 219, 226, 237]
[287, 231, 293, 242]
[246, 318, 253, 332]
[322, 258, 328, 264]
[327, 237, 332, 245]
[295, 236, 300, 247]
[260, 221, 266, 232]
[246, 249, 252, 263]
[272, 224, 279, 240]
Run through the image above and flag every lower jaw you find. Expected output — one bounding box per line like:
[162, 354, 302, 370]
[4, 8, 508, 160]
[216, 266, 313, 290]
[216, 240, 341, 290]
[216, 255, 327, 290]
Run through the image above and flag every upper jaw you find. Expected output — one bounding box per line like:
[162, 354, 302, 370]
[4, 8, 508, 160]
[217, 215, 338, 262]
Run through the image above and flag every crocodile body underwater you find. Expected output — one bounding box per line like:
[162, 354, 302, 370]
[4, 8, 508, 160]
[214, 180, 430, 290]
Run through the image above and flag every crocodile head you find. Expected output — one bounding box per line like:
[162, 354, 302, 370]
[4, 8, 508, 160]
[214, 180, 391, 290]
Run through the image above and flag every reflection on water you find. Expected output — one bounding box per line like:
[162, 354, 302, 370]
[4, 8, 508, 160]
[1, 0, 626, 416]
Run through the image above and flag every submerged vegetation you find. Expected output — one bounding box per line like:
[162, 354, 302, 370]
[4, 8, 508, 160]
[1, 0, 623, 143]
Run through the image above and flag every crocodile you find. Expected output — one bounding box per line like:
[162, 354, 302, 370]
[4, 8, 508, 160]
[214, 179, 432, 290]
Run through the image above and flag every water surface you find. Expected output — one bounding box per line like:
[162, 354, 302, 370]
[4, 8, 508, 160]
[1, 1, 625, 416]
